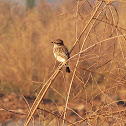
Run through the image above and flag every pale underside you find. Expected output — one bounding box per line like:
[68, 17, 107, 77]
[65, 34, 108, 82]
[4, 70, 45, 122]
[54, 53, 66, 62]
[53, 44, 69, 64]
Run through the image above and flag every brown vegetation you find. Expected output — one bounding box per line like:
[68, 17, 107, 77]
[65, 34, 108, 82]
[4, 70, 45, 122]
[0, 0, 126, 125]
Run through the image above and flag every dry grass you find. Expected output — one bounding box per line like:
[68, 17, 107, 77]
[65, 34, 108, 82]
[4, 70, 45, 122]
[0, 0, 126, 126]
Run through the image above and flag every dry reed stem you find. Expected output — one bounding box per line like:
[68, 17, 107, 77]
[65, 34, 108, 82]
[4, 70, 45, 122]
[37, 107, 75, 126]
[0, 107, 76, 126]
[24, 64, 64, 126]
[69, 1, 112, 54]
[68, 99, 126, 126]
[69, 33, 126, 62]
[25, 1, 105, 125]
[24, 1, 103, 125]
[108, 5, 125, 122]
[62, 1, 113, 125]
[92, 75, 123, 122]
[0, 107, 27, 115]
[1, 1, 125, 126]
[32, 80, 65, 99]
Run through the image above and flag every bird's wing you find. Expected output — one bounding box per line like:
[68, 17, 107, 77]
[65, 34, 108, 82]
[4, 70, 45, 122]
[54, 46, 70, 60]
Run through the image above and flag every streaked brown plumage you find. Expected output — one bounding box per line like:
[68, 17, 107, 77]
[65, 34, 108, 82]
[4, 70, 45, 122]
[51, 39, 70, 73]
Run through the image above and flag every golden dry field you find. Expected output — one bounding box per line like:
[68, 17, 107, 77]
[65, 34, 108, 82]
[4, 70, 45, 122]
[0, 0, 126, 125]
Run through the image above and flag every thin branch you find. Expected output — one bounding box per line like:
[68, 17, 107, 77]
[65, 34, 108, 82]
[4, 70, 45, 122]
[62, 1, 112, 125]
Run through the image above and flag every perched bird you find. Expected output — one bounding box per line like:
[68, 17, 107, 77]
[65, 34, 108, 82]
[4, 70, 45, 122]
[51, 39, 70, 73]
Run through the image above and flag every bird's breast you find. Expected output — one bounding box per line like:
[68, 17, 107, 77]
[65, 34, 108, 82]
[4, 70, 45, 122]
[53, 44, 67, 62]
[54, 53, 65, 62]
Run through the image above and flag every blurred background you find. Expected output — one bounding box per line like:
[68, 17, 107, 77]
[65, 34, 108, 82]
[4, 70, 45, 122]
[0, 0, 126, 125]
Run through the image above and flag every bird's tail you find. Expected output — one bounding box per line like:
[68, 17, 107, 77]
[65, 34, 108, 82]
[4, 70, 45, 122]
[66, 67, 70, 73]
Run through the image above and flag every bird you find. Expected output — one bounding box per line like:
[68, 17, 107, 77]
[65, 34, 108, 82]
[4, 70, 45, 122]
[51, 39, 70, 73]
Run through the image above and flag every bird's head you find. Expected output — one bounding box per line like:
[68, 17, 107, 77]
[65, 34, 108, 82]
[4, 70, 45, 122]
[51, 39, 64, 45]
